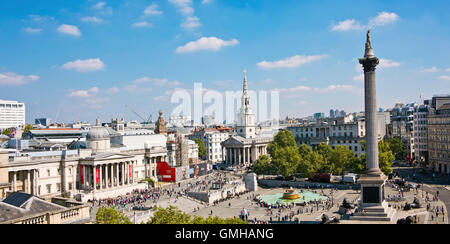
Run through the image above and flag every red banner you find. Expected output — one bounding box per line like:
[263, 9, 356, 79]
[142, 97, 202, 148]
[129, 164, 132, 178]
[96, 168, 99, 184]
[80, 165, 84, 184]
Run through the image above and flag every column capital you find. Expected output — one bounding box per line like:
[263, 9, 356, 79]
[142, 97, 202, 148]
[359, 56, 379, 73]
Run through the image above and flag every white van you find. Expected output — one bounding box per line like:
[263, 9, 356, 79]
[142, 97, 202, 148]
[343, 175, 357, 184]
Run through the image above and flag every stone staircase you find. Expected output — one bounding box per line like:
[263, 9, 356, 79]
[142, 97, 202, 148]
[349, 204, 396, 222]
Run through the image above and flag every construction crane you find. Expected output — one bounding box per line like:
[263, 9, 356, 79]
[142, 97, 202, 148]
[125, 105, 153, 124]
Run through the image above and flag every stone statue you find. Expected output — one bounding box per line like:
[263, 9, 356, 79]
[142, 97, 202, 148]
[366, 29, 372, 49]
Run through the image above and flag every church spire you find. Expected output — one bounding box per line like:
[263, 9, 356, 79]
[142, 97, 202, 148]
[243, 69, 248, 96]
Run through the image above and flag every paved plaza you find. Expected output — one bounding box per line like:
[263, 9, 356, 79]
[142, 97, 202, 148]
[87, 169, 449, 224]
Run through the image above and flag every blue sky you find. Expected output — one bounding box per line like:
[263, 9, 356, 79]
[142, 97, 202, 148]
[0, 0, 449, 124]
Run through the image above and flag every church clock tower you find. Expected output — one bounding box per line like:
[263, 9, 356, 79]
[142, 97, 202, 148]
[236, 70, 256, 139]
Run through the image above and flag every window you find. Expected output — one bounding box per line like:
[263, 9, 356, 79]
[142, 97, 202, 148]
[46, 184, 51, 194]
[47, 170, 51, 177]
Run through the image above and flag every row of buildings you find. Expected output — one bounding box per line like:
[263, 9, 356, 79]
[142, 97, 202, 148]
[284, 95, 450, 175]
[0, 71, 274, 204]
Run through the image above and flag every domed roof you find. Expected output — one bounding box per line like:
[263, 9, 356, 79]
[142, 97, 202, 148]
[87, 126, 110, 140]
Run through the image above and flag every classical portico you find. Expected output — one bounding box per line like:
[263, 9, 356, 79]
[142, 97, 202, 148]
[78, 153, 138, 193]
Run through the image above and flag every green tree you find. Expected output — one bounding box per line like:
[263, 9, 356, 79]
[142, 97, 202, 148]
[267, 130, 302, 179]
[378, 140, 395, 175]
[384, 137, 405, 160]
[252, 155, 272, 175]
[194, 138, 207, 159]
[23, 124, 35, 133]
[147, 206, 247, 224]
[330, 145, 359, 179]
[1, 129, 11, 136]
[147, 206, 192, 224]
[358, 140, 395, 175]
[95, 207, 132, 224]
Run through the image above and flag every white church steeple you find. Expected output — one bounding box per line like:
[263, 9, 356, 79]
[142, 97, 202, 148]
[237, 70, 256, 139]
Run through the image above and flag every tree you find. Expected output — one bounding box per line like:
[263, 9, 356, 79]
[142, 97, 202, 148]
[384, 137, 405, 160]
[1, 129, 11, 136]
[252, 155, 272, 175]
[378, 140, 394, 175]
[23, 124, 34, 133]
[147, 206, 192, 224]
[267, 130, 302, 179]
[194, 138, 206, 159]
[95, 207, 132, 224]
[330, 145, 359, 179]
[358, 140, 395, 175]
[147, 206, 247, 224]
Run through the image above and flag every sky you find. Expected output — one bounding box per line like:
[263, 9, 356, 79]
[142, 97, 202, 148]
[0, 0, 449, 124]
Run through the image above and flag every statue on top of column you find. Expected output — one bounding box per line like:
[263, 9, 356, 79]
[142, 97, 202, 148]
[366, 29, 372, 49]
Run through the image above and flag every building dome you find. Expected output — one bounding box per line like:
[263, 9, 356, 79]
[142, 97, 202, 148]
[86, 126, 110, 141]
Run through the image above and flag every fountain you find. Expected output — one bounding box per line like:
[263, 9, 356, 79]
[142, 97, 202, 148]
[283, 187, 301, 200]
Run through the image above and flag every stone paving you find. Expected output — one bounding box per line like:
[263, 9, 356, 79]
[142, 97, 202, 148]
[88, 169, 448, 224]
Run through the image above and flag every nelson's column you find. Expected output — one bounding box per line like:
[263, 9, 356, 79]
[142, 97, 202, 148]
[351, 30, 395, 222]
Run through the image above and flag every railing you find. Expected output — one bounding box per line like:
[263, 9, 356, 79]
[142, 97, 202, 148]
[2, 204, 90, 224]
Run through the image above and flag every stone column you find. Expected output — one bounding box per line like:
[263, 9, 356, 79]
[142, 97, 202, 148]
[360, 39, 380, 174]
[13, 171, 17, 192]
[115, 163, 119, 187]
[32, 170, 37, 195]
[122, 162, 125, 185]
[99, 165, 103, 190]
[27, 171, 31, 194]
[92, 166, 96, 192]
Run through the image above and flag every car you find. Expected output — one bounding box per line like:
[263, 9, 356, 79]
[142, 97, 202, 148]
[311, 173, 332, 183]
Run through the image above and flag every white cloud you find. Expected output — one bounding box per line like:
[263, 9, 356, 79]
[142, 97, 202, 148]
[107, 86, 120, 94]
[124, 84, 152, 93]
[275, 86, 312, 93]
[62, 58, 105, 72]
[202, 0, 213, 4]
[273, 84, 362, 95]
[446, 68, 450, 72]
[379, 58, 400, 68]
[92, 2, 107, 10]
[169, 0, 200, 30]
[313, 85, 363, 94]
[69, 87, 99, 98]
[257, 54, 327, 69]
[439, 75, 450, 81]
[169, 80, 183, 86]
[153, 96, 168, 102]
[57, 24, 82, 36]
[91, 1, 113, 15]
[181, 16, 201, 29]
[0, 72, 39, 86]
[133, 77, 168, 86]
[176, 37, 239, 53]
[169, 0, 194, 16]
[22, 27, 43, 33]
[369, 12, 399, 27]
[144, 3, 163, 15]
[353, 74, 364, 81]
[332, 12, 399, 32]
[420, 67, 439, 73]
[332, 19, 364, 31]
[29, 15, 55, 22]
[131, 21, 152, 28]
[81, 16, 104, 23]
